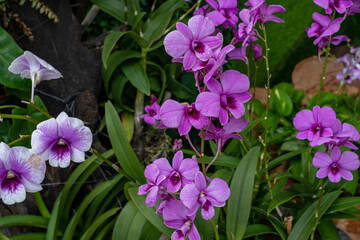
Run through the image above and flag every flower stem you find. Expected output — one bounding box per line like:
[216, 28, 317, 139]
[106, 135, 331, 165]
[261, 25, 273, 199]
[310, 179, 325, 240]
[316, 37, 332, 105]
[21, 100, 52, 119]
[200, 128, 206, 176]
[210, 218, 219, 240]
[205, 140, 221, 171]
[0, 114, 39, 125]
[185, 134, 201, 157]
[33, 192, 51, 218]
[8, 135, 31, 146]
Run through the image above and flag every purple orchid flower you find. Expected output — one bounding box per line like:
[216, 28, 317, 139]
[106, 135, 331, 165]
[164, 15, 222, 70]
[193, 4, 211, 16]
[313, 0, 353, 14]
[228, 44, 249, 64]
[203, 117, 249, 149]
[180, 172, 231, 220]
[237, 8, 258, 46]
[153, 151, 199, 193]
[313, 147, 360, 182]
[173, 139, 183, 152]
[249, 2, 286, 24]
[0, 143, 46, 205]
[31, 112, 93, 168]
[293, 105, 336, 146]
[306, 13, 348, 49]
[206, 0, 239, 28]
[8, 51, 63, 103]
[138, 164, 167, 207]
[163, 199, 200, 240]
[141, 95, 160, 125]
[349, 0, 360, 15]
[245, 0, 266, 11]
[195, 70, 251, 125]
[159, 100, 210, 136]
[323, 119, 360, 151]
[253, 44, 263, 61]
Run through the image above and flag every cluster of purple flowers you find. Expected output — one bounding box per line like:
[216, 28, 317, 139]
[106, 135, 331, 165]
[138, 151, 230, 239]
[336, 47, 360, 83]
[1, 52, 93, 205]
[306, 0, 360, 49]
[293, 105, 360, 182]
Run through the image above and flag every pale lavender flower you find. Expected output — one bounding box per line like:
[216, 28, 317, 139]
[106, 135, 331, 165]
[306, 13, 348, 49]
[173, 139, 183, 152]
[0, 143, 46, 205]
[153, 151, 199, 193]
[141, 95, 161, 125]
[8, 51, 62, 103]
[138, 164, 167, 207]
[31, 112, 93, 168]
[160, 100, 209, 136]
[180, 172, 230, 220]
[313, 0, 353, 14]
[206, 0, 239, 28]
[164, 15, 222, 70]
[203, 117, 249, 149]
[313, 147, 360, 182]
[293, 105, 336, 146]
[195, 70, 251, 125]
[336, 49, 360, 83]
[163, 199, 200, 240]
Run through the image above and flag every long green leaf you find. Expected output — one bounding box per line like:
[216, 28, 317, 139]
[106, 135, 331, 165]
[252, 207, 288, 240]
[317, 220, 339, 240]
[9, 233, 46, 240]
[112, 201, 138, 239]
[327, 197, 360, 213]
[268, 190, 303, 215]
[127, 211, 147, 239]
[0, 27, 30, 91]
[90, 0, 125, 22]
[80, 207, 120, 240]
[226, 146, 260, 240]
[102, 31, 126, 69]
[121, 59, 150, 95]
[105, 101, 145, 183]
[243, 224, 278, 238]
[62, 180, 117, 240]
[128, 187, 173, 237]
[0, 215, 48, 228]
[268, 148, 308, 170]
[288, 191, 342, 240]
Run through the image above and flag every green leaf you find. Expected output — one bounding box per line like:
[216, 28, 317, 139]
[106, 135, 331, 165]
[90, 0, 125, 22]
[110, 73, 134, 112]
[128, 187, 173, 237]
[327, 197, 360, 213]
[317, 220, 339, 240]
[344, 169, 358, 195]
[252, 207, 288, 240]
[105, 101, 145, 183]
[0, 215, 48, 228]
[164, 64, 196, 99]
[80, 207, 120, 240]
[121, 59, 150, 95]
[121, 111, 134, 142]
[272, 88, 293, 117]
[226, 146, 260, 240]
[112, 201, 138, 240]
[268, 189, 303, 215]
[244, 224, 278, 238]
[288, 191, 342, 240]
[127, 211, 147, 240]
[147, 62, 166, 101]
[268, 148, 308, 170]
[0, 27, 31, 91]
[9, 233, 46, 240]
[280, 140, 306, 151]
[102, 31, 126, 69]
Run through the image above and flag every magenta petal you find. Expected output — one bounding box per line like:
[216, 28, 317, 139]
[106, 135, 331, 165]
[176, 22, 193, 40]
[331, 147, 341, 162]
[224, 118, 248, 134]
[172, 151, 183, 170]
[163, 200, 188, 228]
[339, 168, 353, 181]
[138, 184, 150, 195]
[188, 223, 201, 240]
[188, 111, 209, 130]
[337, 151, 360, 171]
[201, 201, 215, 220]
[219, 107, 229, 125]
[153, 158, 172, 178]
[293, 109, 315, 131]
[313, 0, 329, 9]
[179, 158, 199, 183]
[195, 92, 221, 117]
[178, 116, 192, 136]
[296, 131, 309, 139]
[144, 163, 161, 183]
[164, 30, 190, 58]
[146, 186, 160, 207]
[316, 167, 330, 178]
[206, 78, 223, 95]
[194, 172, 207, 191]
[316, 106, 336, 127]
[180, 184, 200, 209]
[328, 171, 341, 182]
[0, 179, 26, 205]
[195, 43, 212, 61]
[313, 152, 332, 168]
[221, 70, 249, 94]
[202, 35, 223, 49]
[160, 100, 186, 128]
[208, 10, 227, 26]
[49, 142, 71, 168]
[0, 142, 10, 171]
[167, 177, 182, 193]
[31, 118, 58, 155]
[183, 50, 197, 70]
[227, 98, 246, 119]
[205, 178, 230, 205]
[188, 15, 215, 40]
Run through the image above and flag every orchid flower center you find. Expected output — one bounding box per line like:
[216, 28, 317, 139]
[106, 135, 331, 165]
[170, 172, 181, 185]
[185, 220, 192, 226]
[331, 163, 339, 174]
[199, 191, 205, 198]
[311, 124, 323, 135]
[193, 41, 205, 53]
[58, 138, 66, 145]
[187, 105, 200, 119]
[6, 170, 15, 179]
[148, 108, 156, 116]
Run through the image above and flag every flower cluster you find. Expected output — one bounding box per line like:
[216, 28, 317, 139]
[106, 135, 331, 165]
[336, 47, 360, 83]
[306, 0, 360, 49]
[293, 105, 360, 182]
[2, 51, 93, 205]
[138, 151, 230, 239]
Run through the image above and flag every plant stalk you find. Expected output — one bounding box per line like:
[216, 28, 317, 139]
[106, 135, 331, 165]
[210, 218, 219, 240]
[310, 179, 324, 240]
[316, 37, 332, 105]
[33, 192, 51, 218]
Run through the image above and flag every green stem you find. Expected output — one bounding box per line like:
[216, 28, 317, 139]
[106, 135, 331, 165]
[261, 25, 273, 199]
[210, 218, 219, 240]
[8, 135, 31, 146]
[316, 37, 332, 105]
[0, 232, 10, 240]
[310, 179, 324, 240]
[0, 114, 39, 125]
[21, 100, 52, 119]
[33, 192, 51, 218]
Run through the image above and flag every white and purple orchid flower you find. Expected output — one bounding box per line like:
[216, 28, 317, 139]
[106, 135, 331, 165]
[31, 112, 92, 168]
[0, 143, 46, 205]
[8, 51, 63, 103]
